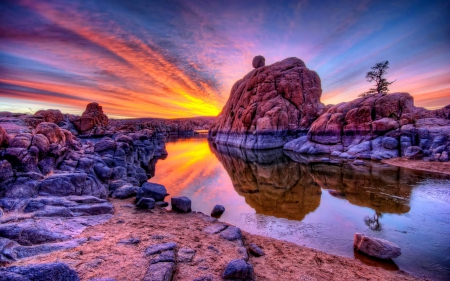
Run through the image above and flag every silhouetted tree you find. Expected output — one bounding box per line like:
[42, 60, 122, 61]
[364, 211, 383, 231]
[359, 61, 396, 97]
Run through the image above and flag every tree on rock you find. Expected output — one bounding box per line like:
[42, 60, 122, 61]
[359, 60, 396, 97]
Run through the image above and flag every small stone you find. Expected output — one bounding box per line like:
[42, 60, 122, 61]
[211, 204, 225, 217]
[204, 224, 228, 234]
[155, 201, 169, 208]
[177, 247, 196, 263]
[249, 243, 265, 257]
[222, 259, 254, 280]
[117, 237, 140, 245]
[145, 242, 177, 256]
[143, 262, 175, 281]
[219, 226, 242, 241]
[171, 196, 191, 213]
[193, 275, 213, 281]
[116, 219, 125, 224]
[150, 250, 175, 264]
[89, 235, 105, 242]
[354, 233, 401, 259]
[238, 246, 249, 261]
[136, 197, 155, 209]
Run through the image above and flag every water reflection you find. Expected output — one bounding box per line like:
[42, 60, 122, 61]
[210, 143, 413, 219]
[150, 137, 450, 281]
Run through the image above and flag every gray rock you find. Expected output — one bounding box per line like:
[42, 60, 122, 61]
[88, 278, 117, 281]
[68, 202, 114, 216]
[0, 262, 80, 281]
[144, 242, 177, 256]
[150, 250, 175, 264]
[111, 166, 126, 180]
[219, 226, 242, 241]
[238, 246, 249, 261]
[353, 233, 401, 259]
[382, 137, 398, 150]
[0, 160, 14, 183]
[0, 225, 70, 246]
[203, 224, 228, 234]
[142, 262, 175, 281]
[155, 201, 168, 208]
[117, 237, 140, 245]
[193, 275, 213, 281]
[211, 204, 225, 217]
[177, 247, 195, 263]
[111, 185, 137, 199]
[136, 197, 155, 209]
[404, 146, 423, 160]
[38, 173, 108, 199]
[248, 243, 265, 257]
[222, 259, 254, 280]
[137, 182, 168, 202]
[171, 196, 191, 213]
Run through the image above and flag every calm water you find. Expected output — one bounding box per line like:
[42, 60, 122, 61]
[149, 136, 450, 280]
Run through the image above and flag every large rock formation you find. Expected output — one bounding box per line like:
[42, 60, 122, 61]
[209, 57, 324, 149]
[73, 102, 108, 135]
[0, 103, 167, 262]
[284, 93, 450, 162]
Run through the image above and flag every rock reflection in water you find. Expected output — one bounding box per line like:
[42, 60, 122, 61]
[210, 143, 414, 221]
[210, 144, 321, 220]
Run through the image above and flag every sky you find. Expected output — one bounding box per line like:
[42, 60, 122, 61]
[0, 0, 449, 118]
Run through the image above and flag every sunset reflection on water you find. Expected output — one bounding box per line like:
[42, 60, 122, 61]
[148, 136, 450, 280]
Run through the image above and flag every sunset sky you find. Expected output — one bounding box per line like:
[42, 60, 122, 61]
[1, 0, 449, 118]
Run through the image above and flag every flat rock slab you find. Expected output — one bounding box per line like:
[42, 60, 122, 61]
[145, 242, 177, 256]
[203, 224, 228, 234]
[219, 226, 242, 241]
[143, 262, 175, 281]
[354, 233, 401, 259]
[177, 247, 196, 263]
[150, 250, 175, 264]
[0, 262, 80, 281]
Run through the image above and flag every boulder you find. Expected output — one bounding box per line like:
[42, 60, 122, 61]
[142, 262, 175, 281]
[111, 185, 137, 199]
[209, 57, 323, 149]
[284, 92, 415, 158]
[35, 122, 66, 145]
[73, 102, 108, 133]
[252, 55, 265, 68]
[222, 259, 254, 280]
[211, 204, 225, 217]
[171, 196, 191, 213]
[0, 262, 80, 281]
[34, 109, 64, 124]
[136, 197, 155, 209]
[137, 182, 168, 202]
[0, 125, 10, 147]
[404, 146, 423, 160]
[354, 233, 401, 259]
[219, 226, 242, 241]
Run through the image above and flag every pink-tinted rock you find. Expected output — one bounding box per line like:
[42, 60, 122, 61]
[73, 103, 108, 133]
[252, 55, 265, 68]
[414, 105, 450, 119]
[35, 122, 66, 145]
[0, 125, 9, 147]
[34, 109, 65, 124]
[209, 57, 323, 149]
[354, 233, 401, 259]
[285, 93, 415, 158]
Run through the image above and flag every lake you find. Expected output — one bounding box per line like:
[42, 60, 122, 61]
[149, 135, 450, 280]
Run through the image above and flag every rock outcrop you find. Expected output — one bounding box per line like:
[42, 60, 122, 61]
[73, 102, 108, 135]
[209, 57, 324, 149]
[0, 102, 167, 262]
[284, 93, 450, 162]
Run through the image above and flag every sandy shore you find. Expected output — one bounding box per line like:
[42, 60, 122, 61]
[11, 198, 425, 281]
[382, 158, 450, 176]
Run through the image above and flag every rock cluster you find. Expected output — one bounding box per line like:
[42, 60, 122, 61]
[0, 102, 167, 263]
[73, 102, 109, 136]
[211, 56, 450, 162]
[209, 57, 324, 149]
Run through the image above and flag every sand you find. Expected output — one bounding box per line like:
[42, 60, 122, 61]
[10, 198, 425, 281]
[382, 158, 450, 176]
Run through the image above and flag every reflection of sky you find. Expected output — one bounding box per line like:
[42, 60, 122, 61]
[1, 0, 449, 117]
[152, 137, 450, 280]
